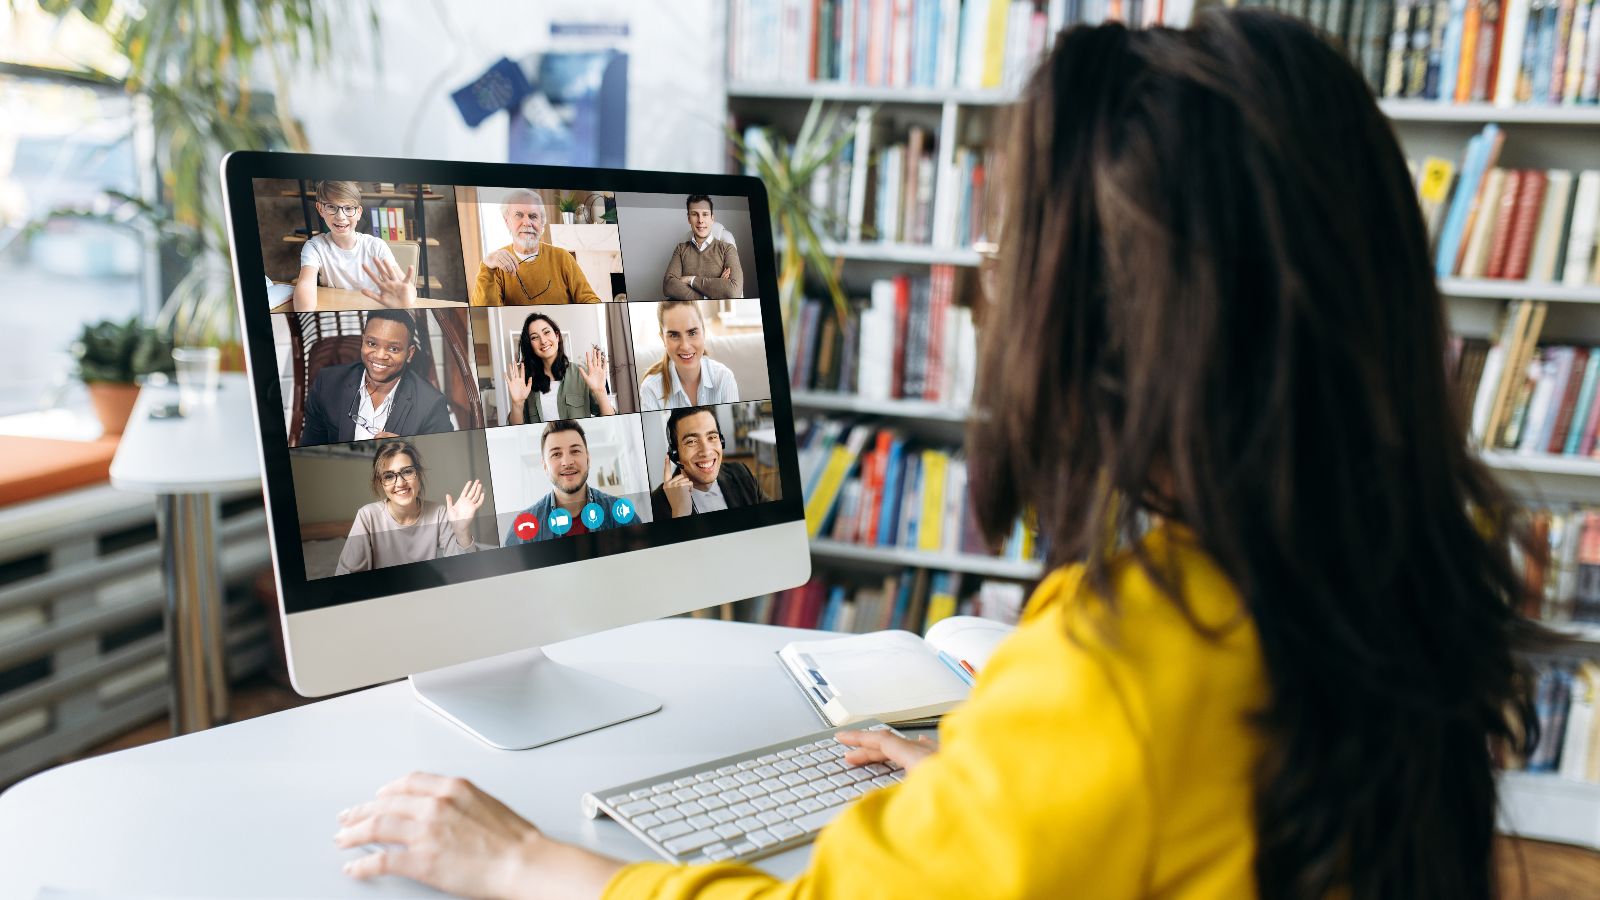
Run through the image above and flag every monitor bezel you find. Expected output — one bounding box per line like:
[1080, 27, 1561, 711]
[221, 151, 807, 616]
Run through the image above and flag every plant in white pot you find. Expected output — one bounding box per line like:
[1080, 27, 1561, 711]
[71, 317, 175, 436]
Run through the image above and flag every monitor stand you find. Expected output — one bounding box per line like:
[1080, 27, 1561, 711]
[409, 646, 661, 750]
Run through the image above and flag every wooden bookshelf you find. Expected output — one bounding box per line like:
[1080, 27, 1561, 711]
[728, 82, 1013, 106]
[818, 240, 982, 267]
[791, 390, 969, 422]
[280, 189, 446, 201]
[810, 539, 1043, 580]
[1439, 279, 1600, 305]
[282, 234, 441, 246]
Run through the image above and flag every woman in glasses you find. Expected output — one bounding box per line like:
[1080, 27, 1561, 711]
[334, 440, 486, 575]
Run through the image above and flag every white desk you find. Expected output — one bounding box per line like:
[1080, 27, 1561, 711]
[110, 373, 262, 735]
[0, 619, 885, 898]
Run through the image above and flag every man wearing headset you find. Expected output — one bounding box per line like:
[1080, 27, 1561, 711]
[297, 309, 455, 447]
[650, 405, 767, 520]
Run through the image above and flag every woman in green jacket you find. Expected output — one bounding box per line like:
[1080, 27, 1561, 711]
[505, 311, 615, 425]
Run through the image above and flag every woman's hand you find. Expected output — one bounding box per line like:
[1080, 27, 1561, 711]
[445, 480, 484, 548]
[506, 360, 533, 406]
[836, 729, 939, 772]
[581, 346, 609, 395]
[661, 453, 693, 518]
[336, 772, 624, 900]
[360, 261, 418, 308]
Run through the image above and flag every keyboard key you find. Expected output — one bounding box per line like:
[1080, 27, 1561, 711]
[795, 804, 847, 834]
[809, 751, 834, 764]
[865, 764, 890, 776]
[651, 795, 677, 811]
[617, 800, 656, 816]
[675, 800, 707, 816]
[797, 798, 825, 813]
[731, 841, 758, 856]
[817, 791, 844, 808]
[770, 822, 804, 840]
[885, 761, 903, 772]
[753, 765, 780, 778]
[756, 810, 786, 826]
[848, 769, 875, 784]
[674, 777, 698, 788]
[745, 829, 779, 848]
[713, 823, 744, 840]
[773, 759, 800, 773]
[757, 753, 782, 764]
[759, 777, 787, 794]
[648, 821, 693, 841]
[695, 771, 719, 782]
[872, 775, 897, 789]
[709, 808, 738, 824]
[791, 784, 819, 799]
[693, 783, 720, 797]
[652, 782, 677, 794]
[738, 785, 766, 799]
[750, 796, 779, 811]
[705, 845, 735, 862]
[890, 771, 906, 783]
[729, 802, 757, 817]
[774, 804, 804, 820]
[778, 773, 808, 787]
[734, 816, 765, 833]
[606, 794, 631, 805]
[835, 786, 862, 801]
[818, 761, 844, 775]
[673, 788, 700, 803]
[633, 813, 662, 829]
[716, 765, 739, 776]
[630, 788, 655, 800]
[657, 808, 685, 823]
[737, 760, 761, 770]
[664, 829, 721, 856]
[734, 772, 761, 785]
[714, 776, 740, 790]
[719, 790, 745, 805]
[699, 794, 727, 812]
[777, 748, 799, 759]
[687, 814, 716, 830]
[827, 773, 855, 787]
[768, 789, 798, 805]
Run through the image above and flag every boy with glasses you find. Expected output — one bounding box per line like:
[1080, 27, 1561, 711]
[293, 180, 407, 310]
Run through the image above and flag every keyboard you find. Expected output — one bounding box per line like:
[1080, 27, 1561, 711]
[582, 721, 906, 865]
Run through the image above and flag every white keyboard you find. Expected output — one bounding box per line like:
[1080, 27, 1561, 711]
[582, 721, 906, 865]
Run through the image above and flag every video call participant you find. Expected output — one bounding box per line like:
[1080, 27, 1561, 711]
[502, 420, 626, 546]
[504, 312, 615, 424]
[334, 440, 484, 575]
[299, 310, 455, 445]
[293, 180, 403, 309]
[638, 300, 740, 411]
[663, 194, 744, 300]
[475, 189, 601, 305]
[650, 406, 768, 520]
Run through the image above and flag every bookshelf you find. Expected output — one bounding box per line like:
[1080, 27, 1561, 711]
[811, 539, 1044, 579]
[286, 180, 445, 291]
[1440, 279, 1600, 304]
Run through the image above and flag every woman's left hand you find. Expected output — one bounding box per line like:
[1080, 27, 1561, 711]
[445, 480, 484, 547]
[581, 346, 609, 396]
[336, 772, 624, 900]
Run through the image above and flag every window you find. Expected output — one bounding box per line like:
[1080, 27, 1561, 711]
[0, 67, 154, 423]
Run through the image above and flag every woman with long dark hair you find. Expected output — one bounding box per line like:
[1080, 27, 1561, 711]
[505, 311, 616, 424]
[335, 11, 1540, 898]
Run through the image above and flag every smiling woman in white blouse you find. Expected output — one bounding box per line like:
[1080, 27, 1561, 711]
[638, 300, 740, 411]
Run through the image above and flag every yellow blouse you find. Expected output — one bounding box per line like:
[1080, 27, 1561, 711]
[604, 526, 1269, 899]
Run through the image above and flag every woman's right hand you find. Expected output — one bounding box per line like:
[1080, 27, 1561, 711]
[505, 360, 532, 406]
[836, 729, 939, 772]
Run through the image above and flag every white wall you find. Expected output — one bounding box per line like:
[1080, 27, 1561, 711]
[484, 417, 654, 540]
[615, 193, 757, 299]
[289, 1, 724, 174]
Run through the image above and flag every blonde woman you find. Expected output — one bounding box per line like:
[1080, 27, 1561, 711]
[333, 440, 485, 575]
[637, 300, 739, 411]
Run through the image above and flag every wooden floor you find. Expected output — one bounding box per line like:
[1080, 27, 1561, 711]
[77, 678, 1600, 897]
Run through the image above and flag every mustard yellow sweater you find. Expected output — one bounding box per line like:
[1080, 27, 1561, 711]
[604, 526, 1268, 898]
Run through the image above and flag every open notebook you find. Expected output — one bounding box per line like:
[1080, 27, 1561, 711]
[777, 616, 1015, 728]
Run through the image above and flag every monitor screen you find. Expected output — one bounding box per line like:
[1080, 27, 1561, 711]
[223, 157, 804, 618]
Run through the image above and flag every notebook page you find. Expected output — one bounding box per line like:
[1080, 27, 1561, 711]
[788, 630, 969, 722]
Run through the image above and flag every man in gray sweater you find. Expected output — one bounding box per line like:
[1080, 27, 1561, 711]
[662, 194, 744, 299]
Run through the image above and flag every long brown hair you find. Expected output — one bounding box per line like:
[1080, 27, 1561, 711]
[969, 11, 1539, 898]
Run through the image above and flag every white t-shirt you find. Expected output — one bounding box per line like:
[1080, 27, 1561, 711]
[537, 388, 559, 422]
[300, 233, 398, 291]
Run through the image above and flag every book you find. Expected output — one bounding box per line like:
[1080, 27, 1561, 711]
[776, 615, 1014, 726]
[1529, 170, 1576, 282]
[1564, 171, 1600, 287]
[1502, 169, 1548, 281]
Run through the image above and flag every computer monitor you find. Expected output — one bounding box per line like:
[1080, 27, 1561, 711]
[220, 153, 809, 749]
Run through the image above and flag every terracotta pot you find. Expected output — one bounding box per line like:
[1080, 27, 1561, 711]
[87, 381, 141, 436]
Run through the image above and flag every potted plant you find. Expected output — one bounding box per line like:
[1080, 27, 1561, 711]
[557, 193, 582, 224]
[72, 317, 176, 436]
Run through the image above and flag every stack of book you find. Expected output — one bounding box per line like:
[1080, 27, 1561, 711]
[1252, 0, 1600, 104]
[728, 0, 1172, 91]
[1510, 501, 1600, 623]
[1503, 659, 1600, 784]
[738, 567, 1029, 633]
[788, 266, 978, 403]
[744, 111, 996, 248]
[1420, 125, 1600, 285]
[797, 417, 1044, 561]
[1451, 302, 1600, 453]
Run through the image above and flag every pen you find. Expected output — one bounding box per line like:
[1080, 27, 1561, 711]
[937, 650, 974, 686]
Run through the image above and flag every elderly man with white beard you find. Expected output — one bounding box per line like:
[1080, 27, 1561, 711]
[473, 189, 601, 305]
